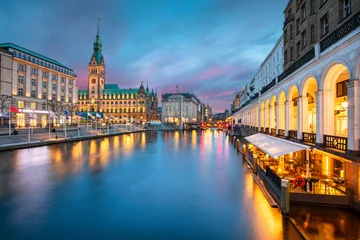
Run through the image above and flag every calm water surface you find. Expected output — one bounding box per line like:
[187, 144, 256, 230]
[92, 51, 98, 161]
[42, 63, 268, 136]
[0, 131, 301, 239]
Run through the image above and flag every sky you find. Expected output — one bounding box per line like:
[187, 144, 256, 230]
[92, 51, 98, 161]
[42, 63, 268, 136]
[0, 0, 287, 113]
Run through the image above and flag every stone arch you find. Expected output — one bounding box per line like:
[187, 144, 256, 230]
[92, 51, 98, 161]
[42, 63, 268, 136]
[322, 61, 351, 137]
[321, 59, 353, 91]
[301, 77, 318, 133]
[278, 91, 286, 131]
[260, 101, 265, 129]
[287, 85, 299, 131]
[265, 98, 271, 130]
[270, 95, 277, 130]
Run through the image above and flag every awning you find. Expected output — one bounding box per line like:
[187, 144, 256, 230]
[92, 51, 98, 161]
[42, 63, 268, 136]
[244, 133, 310, 158]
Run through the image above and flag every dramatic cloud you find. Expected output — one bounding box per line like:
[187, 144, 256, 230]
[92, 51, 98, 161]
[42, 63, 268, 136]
[0, 0, 287, 112]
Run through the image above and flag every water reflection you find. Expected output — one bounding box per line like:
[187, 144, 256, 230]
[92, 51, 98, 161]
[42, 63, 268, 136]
[0, 131, 302, 239]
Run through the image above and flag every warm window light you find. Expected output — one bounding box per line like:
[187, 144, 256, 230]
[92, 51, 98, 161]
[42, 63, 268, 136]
[341, 97, 348, 109]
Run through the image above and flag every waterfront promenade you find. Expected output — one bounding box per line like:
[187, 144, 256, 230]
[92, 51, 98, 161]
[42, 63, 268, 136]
[0, 124, 145, 152]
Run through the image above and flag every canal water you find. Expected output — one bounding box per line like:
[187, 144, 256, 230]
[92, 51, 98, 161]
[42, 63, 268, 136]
[0, 131, 301, 239]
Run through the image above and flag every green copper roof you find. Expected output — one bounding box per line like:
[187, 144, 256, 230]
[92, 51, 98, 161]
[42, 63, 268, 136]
[103, 88, 139, 94]
[104, 84, 119, 89]
[0, 43, 72, 70]
[90, 18, 103, 65]
[78, 90, 88, 96]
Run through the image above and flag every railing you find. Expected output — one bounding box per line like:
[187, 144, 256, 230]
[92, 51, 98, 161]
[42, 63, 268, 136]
[271, 128, 276, 135]
[284, 14, 294, 28]
[261, 127, 264, 133]
[320, 11, 360, 52]
[278, 47, 315, 83]
[324, 135, 347, 151]
[303, 132, 316, 144]
[288, 130, 297, 140]
[265, 127, 269, 134]
[278, 129, 285, 137]
[261, 78, 276, 95]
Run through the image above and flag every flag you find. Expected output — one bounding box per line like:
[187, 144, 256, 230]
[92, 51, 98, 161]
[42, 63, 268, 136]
[64, 110, 69, 120]
[49, 110, 57, 119]
[10, 106, 19, 113]
[0, 112, 10, 119]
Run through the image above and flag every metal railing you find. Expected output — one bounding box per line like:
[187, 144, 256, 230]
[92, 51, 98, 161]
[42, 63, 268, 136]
[261, 78, 276, 95]
[271, 128, 276, 135]
[320, 11, 360, 52]
[265, 127, 269, 134]
[303, 132, 316, 144]
[278, 129, 285, 137]
[288, 130, 297, 140]
[278, 47, 315, 83]
[260, 127, 264, 133]
[324, 135, 347, 151]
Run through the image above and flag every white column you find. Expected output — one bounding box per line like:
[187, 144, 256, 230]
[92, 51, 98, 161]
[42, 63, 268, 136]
[48, 72, 52, 100]
[285, 101, 290, 137]
[25, 65, 31, 97]
[297, 97, 303, 140]
[269, 106, 273, 130]
[37, 69, 42, 99]
[257, 106, 261, 131]
[65, 77, 69, 102]
[276, 103, 279, 135]
[316, 91, 323, 145]
[302, 97, 309, 133]
[57, 75, 61, 101]
[12, 61, 18, 95]
[346, 80, 360, 152]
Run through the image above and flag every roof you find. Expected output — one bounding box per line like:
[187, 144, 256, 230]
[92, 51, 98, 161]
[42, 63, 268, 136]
[104, 84, 119, 89]
[0, 43, 72, 70]
[244, 133, 310, 158]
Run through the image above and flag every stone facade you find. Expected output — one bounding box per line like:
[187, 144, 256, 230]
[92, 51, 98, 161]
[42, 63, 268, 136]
[0, 43, 78, 127]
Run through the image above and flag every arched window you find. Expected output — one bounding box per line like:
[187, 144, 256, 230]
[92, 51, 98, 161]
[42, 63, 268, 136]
[91, 79, 96, 84]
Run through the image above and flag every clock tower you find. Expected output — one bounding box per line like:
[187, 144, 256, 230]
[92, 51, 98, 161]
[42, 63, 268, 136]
[88, 18, 105, 101]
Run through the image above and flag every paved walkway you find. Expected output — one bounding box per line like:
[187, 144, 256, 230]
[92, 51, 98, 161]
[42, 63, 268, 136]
[0, 125, 144, 147]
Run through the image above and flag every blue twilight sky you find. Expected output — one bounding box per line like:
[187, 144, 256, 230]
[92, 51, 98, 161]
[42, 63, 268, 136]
[0, 0, 287, 113]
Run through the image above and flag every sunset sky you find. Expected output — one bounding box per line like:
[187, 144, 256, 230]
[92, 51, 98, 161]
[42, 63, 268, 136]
[0, 0, 287, 113]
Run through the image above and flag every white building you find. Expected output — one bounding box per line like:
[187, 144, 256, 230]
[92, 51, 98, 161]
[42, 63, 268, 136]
[0, 43, 78, 127]
[161, 93, 200, 124]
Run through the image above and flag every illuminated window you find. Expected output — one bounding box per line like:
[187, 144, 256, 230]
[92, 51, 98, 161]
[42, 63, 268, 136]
[18, 101, 24, 108]
[30, 102, 36, 109]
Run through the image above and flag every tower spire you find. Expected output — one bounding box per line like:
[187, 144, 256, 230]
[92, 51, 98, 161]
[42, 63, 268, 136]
[97, 17, 100, 36]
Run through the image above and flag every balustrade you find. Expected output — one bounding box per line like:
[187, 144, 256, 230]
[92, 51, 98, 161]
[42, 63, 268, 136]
[270, 128, 276, 135]
[324, 135, 347, 151]
[288, 130, 297, 140]
[303, 132, 316, 144]
[278, 129, 285, 137]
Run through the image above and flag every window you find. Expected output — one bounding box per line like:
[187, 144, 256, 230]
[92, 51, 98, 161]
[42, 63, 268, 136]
[296, 18, 300, 34]
[91, 79, 96, 84]
[61, 96, 64, 102]
[61, 87, 65, 93]
[69, 97, 72, 103]
[52, 94, 56, 101]
[31, 79, 36, 86]
[18, 101, 24, 108]
[42, 92, 47, 99]
[52, 74, 58, 80]
[42, 81, 47, 88]
[69, 80, 73, 85]
[284, 29, 288, 42]
[52, 84, 56, 91]
[31, 90, 36, 98]
[18, 64, 25, 72]
[61, 77, 66, 83]
[42, 103, 47, 110]
[343, 0, 351, 18]
[336, 80, 349, 97]
[18, 88, 24, 96]
[69, 87, 72, 93]
[290, 25, 293, 39]
[301, 30, 307, 47]
[18, 75, 24, 84]
[310, 25, 315, 43]
[301, 3, 306, 21]
[321, 13, 329, 35]
[310, 0, 315, 14]
[290, 47, 294, 61]
[42, 71, 49, 78]
[296, 41, 301, 57]
[30, 102, 36, 110]
[31, 68, 37, 75]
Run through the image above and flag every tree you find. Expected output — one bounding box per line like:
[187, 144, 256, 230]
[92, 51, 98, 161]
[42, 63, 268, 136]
[47, 100, 64, 126]
[65, 103, 78, 125]
[0, 95, 13, 127]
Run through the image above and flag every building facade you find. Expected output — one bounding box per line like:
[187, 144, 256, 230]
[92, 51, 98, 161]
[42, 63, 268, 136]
[161, 93, 201, 124]
[0, 43, 78, 127]
[233, 1, 360, 210]
[77, 19, 158, 124]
